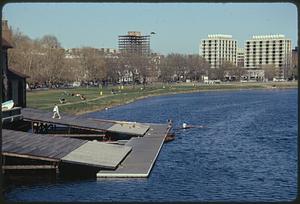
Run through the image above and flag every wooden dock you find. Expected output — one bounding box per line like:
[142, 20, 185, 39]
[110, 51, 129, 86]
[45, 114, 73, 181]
[97, 124, 170, 178]
[3, 108, 171, 178]
[2, 129, 132, 169]
[22, 108, 150, 136]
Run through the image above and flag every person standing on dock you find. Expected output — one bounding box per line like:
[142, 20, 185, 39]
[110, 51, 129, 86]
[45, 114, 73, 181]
[52, 104, 61, 119]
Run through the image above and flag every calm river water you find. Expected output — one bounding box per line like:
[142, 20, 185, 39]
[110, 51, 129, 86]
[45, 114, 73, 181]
[4, 89, 298, 202]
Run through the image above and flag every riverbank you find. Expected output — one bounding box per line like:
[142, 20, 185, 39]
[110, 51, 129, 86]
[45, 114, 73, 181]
[27, 81, 298, 115]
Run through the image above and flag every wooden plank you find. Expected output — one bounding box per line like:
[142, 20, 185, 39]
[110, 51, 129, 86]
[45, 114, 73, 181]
[2, 129, 87, 160]
[2, 152, 60, 162]
[2, 165, 57, 170]
[49, 134, 106, 138]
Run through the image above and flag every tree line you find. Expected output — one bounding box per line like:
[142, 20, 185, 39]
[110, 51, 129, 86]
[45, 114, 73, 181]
[9, 29, 280, 88]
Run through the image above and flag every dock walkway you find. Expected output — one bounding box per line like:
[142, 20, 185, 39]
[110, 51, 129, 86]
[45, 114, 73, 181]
[22, 108, 150, 136]
[97, 124, 170, 178]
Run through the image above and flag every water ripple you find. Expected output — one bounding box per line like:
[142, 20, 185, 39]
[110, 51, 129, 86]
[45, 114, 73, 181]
[4, 89, 297, 202]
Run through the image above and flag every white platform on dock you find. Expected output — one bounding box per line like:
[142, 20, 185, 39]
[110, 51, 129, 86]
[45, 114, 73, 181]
[97, 124, 169, 178]
[107, 122, 150, 136]
[62, 140, 132, 169]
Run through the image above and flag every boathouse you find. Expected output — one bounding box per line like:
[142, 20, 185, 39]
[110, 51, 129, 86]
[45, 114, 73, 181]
[1, 20, 28, 107]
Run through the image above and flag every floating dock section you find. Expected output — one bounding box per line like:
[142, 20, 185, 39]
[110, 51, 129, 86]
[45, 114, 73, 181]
[97, 124, 169, 178]
[2, 129, 132, 169]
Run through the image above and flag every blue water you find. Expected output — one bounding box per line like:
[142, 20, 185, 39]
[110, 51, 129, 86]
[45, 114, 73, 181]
[4, 89, 298, 202]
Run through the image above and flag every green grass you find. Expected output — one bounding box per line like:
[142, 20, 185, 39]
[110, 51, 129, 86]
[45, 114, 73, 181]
[27, 81, 297, 115]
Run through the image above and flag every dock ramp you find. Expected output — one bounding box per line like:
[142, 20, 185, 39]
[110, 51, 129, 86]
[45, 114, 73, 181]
[97, 124, 169, 177]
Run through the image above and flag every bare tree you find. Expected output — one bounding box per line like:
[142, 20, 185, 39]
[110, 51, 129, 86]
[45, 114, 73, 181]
[286, 65, 298, 80]
[262, 64, 278, 81]
[36, 36, 65, 85]
[221, 61, 246, 81]
[159, 55, 175, 82]
[135, 55, 151, 87]
[186, 54, 209, 81]
[8, 29, 37, 83]
[105, 57, 120, 84]
[38, 35, 61, 49]
[78, 47, 107, 83]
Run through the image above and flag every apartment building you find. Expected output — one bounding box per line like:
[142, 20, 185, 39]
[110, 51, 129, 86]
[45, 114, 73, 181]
[237, 48, 245, 68]
[244, 34, 292, 79]
[200, 34, 237, 68]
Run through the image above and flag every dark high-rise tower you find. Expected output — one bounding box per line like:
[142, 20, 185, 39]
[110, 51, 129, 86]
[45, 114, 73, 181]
[118, 31, 150, 55]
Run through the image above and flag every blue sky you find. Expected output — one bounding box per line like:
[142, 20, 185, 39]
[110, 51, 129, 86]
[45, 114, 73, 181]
[2, 2, 298, 55]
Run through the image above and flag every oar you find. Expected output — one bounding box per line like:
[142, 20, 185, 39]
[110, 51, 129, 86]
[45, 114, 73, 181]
[172, 125, 207, 131]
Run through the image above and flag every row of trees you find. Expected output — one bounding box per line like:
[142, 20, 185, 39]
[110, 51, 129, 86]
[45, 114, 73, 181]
[8, 29, 157, 86]
[9, 29, 295, 87]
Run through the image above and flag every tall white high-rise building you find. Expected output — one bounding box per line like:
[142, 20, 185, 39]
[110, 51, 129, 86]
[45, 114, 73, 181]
[237, 48, 245, 68]
[200, 34, 237, 68]
[244, 34, 292, 78]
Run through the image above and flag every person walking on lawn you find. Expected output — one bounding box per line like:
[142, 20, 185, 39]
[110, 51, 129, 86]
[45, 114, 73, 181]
[52, 104, 61, 119]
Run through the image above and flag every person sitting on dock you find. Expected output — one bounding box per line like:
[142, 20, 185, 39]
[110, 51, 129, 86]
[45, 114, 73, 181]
[52, 104, 61, 119]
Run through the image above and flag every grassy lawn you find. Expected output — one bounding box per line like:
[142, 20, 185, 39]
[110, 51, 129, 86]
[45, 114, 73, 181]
[27, 81, 298, 115]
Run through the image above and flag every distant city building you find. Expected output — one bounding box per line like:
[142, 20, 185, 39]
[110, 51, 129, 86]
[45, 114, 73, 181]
[118, 31, 150, 55]
[64, 47, 119, 59]
[200, 34, 237, 68]
[99, 48, 118, 54]
[237, 48, 245, 68]
[244, 34, 292, 79]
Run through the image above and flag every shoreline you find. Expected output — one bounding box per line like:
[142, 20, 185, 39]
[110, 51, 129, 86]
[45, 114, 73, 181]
[73, 83, 298, 116]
